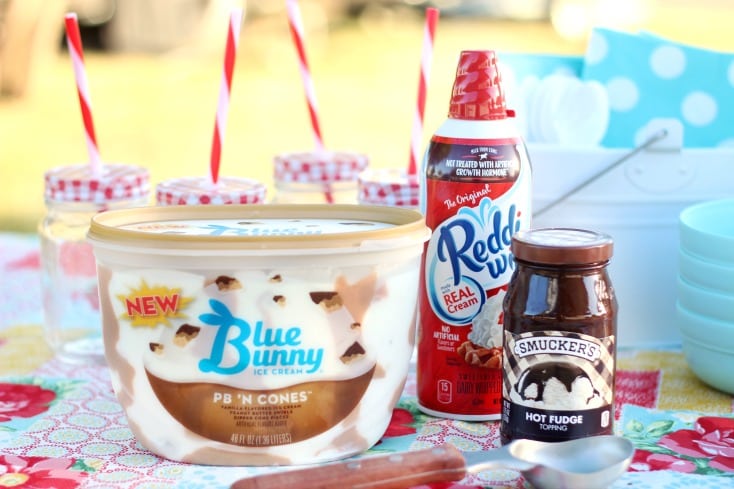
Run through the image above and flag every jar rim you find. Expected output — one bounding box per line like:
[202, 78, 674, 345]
[511, 227, 614, 265]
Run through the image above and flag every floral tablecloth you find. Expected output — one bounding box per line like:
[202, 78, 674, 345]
[2, 231, 734, 489]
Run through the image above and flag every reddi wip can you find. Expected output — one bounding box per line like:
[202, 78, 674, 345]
[416, 49, 532, 420]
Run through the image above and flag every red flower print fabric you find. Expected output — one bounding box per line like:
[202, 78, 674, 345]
[383, 408, 418, 438]
[0, 383, 56, 422]
[411, 484, 485, 489]
[0, 455, 87, 488]
[659, 417, 734, 472]
[630, 449, 697, 473]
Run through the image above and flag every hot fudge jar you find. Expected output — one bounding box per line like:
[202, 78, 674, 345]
[500, 228, 617, 444]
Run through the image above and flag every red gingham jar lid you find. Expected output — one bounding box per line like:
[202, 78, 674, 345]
[44, 163, 150, 204]
[156, 176, 267, 206]
[358, 168, 421, 208]
[274, 151, 369, 184]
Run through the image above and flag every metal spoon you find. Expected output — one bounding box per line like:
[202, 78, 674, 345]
[230, 435, 635, 489]
[482, 435, 635, 489]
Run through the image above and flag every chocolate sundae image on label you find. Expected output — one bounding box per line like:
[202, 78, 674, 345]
[423, 194, 524, 326]
[504, 331, 615, 410]
[107, 267, 381, 446]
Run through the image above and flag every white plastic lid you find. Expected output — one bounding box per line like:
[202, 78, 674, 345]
[88, 204, 429, 254]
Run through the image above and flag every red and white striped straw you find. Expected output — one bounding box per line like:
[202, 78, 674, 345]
[408, 7, 439, 176]
[210, 8, 244, 185]
[64, 13, 102, 175]
[286, 0, 324, 152]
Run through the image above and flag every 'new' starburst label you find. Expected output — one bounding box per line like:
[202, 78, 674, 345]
[117, 280, 193, 327]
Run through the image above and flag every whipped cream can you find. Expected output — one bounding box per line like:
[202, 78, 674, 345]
[417, 50, 532, 420]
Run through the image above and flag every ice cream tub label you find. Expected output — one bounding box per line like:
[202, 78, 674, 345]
[87, 204, 429, 465]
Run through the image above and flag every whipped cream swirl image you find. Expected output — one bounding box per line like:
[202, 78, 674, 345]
[468, 289, 505, 348]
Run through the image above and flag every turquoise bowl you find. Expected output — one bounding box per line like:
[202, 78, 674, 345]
[681, 334, 734, 395]
[680, 199, 734, 263]
[676, 302, 734, 394]
[676, 301, 734, 347]
[679, 248, 734, 295]
[677, 276, 734, 323]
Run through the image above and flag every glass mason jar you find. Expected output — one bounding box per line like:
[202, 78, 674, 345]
[272, 151, 368, 204]
[156, 175, 267, 206]
[357, 168, 420, 210]
[39, 163, 149, 364]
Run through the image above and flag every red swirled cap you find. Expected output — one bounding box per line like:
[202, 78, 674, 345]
[448, 50, 507, 121]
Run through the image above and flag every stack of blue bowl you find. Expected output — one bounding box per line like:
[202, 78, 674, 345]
[677, 198, 734, 394]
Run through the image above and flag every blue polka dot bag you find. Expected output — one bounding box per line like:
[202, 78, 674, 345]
[582, 27, 734, 148]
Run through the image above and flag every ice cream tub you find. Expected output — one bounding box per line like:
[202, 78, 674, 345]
[87, 204, 429, 466]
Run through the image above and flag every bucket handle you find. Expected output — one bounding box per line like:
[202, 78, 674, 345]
[533, 128, 669, 218]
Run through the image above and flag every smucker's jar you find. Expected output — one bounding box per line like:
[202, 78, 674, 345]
[500, 228, 617, 444]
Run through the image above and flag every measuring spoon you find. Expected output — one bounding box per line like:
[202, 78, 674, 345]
[230, 434, 634, 489]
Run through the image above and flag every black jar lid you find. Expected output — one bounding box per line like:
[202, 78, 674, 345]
[511, 228, 614, 265]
